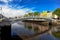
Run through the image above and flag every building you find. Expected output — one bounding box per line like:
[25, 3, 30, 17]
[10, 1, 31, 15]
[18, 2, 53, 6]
[47, 11, 52, 19]
[40, 11, 52, 18]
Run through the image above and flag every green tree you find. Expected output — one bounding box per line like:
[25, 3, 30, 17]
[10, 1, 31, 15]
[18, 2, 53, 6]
[28, 12, 33, 16]
[34, 12, 40, 16]
[53, 8, 60, 17]
[24, 14, 28, 17]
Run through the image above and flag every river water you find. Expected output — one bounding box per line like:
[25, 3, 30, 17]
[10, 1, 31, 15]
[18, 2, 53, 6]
[11, 21, 59, 40]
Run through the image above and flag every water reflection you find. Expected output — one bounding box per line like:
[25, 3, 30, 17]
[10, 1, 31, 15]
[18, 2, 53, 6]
[24, 22, 49, 34]
[11, 21, 57, 40]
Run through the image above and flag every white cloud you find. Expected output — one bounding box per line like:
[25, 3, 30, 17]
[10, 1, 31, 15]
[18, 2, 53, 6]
[9, 0, 12, 1]
[0, 0, 22, 3]
[0, 0, 35, 18]
[0, 5, 34, 18]
[0, 0, 8, 2]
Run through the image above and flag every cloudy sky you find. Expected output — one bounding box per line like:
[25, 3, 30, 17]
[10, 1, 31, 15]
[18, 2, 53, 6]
[0, 0, 60, 17]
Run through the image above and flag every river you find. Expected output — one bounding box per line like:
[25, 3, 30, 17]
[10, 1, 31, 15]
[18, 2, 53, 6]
[11, 21, 59, 40]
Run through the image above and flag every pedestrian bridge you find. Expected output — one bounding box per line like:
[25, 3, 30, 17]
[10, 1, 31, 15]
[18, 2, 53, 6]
[10, 17, 56, 23]
[11, 17, 52, 21]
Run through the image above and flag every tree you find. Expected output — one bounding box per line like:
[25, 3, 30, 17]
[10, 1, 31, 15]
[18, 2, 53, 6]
[53, 8, 60, 17]
[34, 12, 40, 16]
[28, 12, 33, 16]
[24, 14, 28, 17]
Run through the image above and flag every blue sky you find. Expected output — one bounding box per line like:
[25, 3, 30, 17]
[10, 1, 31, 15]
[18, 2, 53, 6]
[0, 0, 60, 17]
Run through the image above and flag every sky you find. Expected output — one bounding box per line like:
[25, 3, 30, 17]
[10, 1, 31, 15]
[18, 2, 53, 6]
[0, 0, 60, 17]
